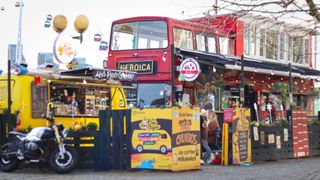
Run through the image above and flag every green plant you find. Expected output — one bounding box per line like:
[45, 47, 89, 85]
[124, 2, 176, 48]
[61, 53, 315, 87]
[274, 118, 289, 127]
[26, 125, 32, 132]
[307, 120, 320, 126]
[250, 121, 260, 127]
[273, 82, 288, 102]
[311, 87, 320, 99]
[86, 122, 98, 131]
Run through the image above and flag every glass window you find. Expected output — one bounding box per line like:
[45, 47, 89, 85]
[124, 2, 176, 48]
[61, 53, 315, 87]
[244, 25, 250, 55]
[196, 34, 206, 52]
[207, 36, 216, 53]
[288, 36, 293, 62]
[250, 26, 257, 56]
[304, 39, 310, 64]
[279, 34, 285, 60]
[138, 38, 148, 49]
[137, 83, 170, 108]
[111, 21, 137, 50]
[173, 28, 193, 50]
[266, 31, 276, 59]
[111, 20, 168, 50]
[219, 37, 234, 55]
[293, 37, 303, 63]
[259, 29, 265, 57]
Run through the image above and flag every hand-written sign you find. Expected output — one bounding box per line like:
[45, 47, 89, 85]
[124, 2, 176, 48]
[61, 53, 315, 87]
[238, 131, 248, 161]
[93, 69, 136, 81]
[31, 83, 48, 118]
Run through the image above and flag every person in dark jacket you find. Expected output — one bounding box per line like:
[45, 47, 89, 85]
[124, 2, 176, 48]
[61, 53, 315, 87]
[200, 102, 214, 164]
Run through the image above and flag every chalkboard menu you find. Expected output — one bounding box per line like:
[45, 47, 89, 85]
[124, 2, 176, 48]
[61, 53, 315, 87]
[238, 131, 248, 161]
[31, 83, 48, 118]
[232, 108, 252, 165]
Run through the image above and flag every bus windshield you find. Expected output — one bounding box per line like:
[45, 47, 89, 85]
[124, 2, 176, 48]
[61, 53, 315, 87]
[137, 83, 169, 108]
[111, 20, 168, 50]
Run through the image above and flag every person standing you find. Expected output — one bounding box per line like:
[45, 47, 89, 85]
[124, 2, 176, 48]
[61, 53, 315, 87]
[200, 103, 214, 164]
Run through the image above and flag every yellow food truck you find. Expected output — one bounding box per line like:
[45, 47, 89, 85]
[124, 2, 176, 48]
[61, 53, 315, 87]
[0, 68, 136, 130]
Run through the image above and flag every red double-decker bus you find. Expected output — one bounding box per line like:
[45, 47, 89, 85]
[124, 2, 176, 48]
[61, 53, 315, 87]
[107, 16, 234, 108]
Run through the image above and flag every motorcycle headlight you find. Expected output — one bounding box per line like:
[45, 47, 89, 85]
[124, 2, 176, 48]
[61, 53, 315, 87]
[62, 129, 68, 138]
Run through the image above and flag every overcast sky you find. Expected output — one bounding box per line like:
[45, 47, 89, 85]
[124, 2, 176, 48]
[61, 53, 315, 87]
[0, 0, 215, 70]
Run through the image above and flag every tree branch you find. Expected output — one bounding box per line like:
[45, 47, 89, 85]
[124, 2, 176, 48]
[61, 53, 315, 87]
[304, 0, 320, 22]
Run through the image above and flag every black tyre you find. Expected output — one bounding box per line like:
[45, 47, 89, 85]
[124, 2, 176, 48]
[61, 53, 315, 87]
[49, 146, 78, 174]
[0, 143, 20, 172]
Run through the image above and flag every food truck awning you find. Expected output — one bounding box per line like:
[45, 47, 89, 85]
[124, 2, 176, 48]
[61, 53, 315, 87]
[227, 56, 320, 79]
[176, 48, 320, 79]
[176, 49, 235, 66]
[59, 68, 136, 81]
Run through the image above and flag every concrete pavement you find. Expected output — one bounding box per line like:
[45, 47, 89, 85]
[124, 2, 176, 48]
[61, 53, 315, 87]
[1, 157, 320, 180]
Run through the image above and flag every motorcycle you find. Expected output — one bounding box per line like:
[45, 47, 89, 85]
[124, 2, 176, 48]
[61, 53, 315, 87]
[0, 103, 78, 173]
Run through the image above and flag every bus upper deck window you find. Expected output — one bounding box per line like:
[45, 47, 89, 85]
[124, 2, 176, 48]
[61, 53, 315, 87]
[111, 20, 168, 50]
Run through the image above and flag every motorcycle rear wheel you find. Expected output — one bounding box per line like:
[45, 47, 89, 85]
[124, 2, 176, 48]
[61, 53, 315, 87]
[0, 143, 20, 172]
[49, 146, 78, 174]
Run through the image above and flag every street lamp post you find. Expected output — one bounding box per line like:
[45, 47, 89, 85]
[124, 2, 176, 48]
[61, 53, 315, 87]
[288, 63, 293, 126]
[16, 0, 23, 66]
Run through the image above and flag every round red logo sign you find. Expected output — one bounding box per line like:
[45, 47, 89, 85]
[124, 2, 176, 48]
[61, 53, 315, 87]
[179, 58, 200, 81]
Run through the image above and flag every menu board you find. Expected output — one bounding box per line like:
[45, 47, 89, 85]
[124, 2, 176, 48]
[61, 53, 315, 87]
[232, 108, 252, 165]
[31, 83, 48, 118]
[238, 131, 248, 161]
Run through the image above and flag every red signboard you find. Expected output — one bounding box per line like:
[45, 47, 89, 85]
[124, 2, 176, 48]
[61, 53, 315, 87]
[223, 108, 233, 123]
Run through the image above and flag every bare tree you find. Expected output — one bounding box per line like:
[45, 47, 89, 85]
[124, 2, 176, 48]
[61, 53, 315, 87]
[216, 0, 320, 25]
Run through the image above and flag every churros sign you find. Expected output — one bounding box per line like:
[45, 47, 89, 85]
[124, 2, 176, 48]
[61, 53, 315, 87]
[179, 58, 200, 82]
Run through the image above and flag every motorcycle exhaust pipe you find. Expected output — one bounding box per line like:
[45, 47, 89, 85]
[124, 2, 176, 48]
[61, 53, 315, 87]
[2, 151, 18, 159]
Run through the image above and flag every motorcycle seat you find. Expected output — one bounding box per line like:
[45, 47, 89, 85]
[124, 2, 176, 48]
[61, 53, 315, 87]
[9, 131, 27, 137]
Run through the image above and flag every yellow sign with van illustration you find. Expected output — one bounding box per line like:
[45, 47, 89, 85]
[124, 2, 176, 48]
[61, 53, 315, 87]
[130, 107, 200, 171]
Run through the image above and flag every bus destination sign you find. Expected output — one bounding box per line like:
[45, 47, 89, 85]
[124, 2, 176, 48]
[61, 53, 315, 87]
[118, 61, 155, 74]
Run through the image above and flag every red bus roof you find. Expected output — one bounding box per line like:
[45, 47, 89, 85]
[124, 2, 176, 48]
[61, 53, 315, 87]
[111, 16, 228, 36]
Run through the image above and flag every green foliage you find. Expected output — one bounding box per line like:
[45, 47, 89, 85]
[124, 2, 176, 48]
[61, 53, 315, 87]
[311, 87, 320, 99]
[273, 82, 288, 102]
[307, 120, 320, 126]
[250, 121, 271, 127]
[86, 122, 98, 131]
[27, 125, 32, 132]
[274, 118, 289, 127]
[250, 118, 289, 127]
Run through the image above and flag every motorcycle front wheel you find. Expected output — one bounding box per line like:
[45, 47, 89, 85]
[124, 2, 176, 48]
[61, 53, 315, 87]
[49, 146, 78, 174]
[0, 143, 20, 172]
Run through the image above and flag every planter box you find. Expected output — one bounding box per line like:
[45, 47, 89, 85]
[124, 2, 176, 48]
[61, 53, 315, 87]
[308, 125, 320, 157]
[251, 126, 293, 162]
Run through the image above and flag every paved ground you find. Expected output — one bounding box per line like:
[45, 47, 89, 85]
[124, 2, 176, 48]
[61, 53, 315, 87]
[1, 157, 320, 180]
